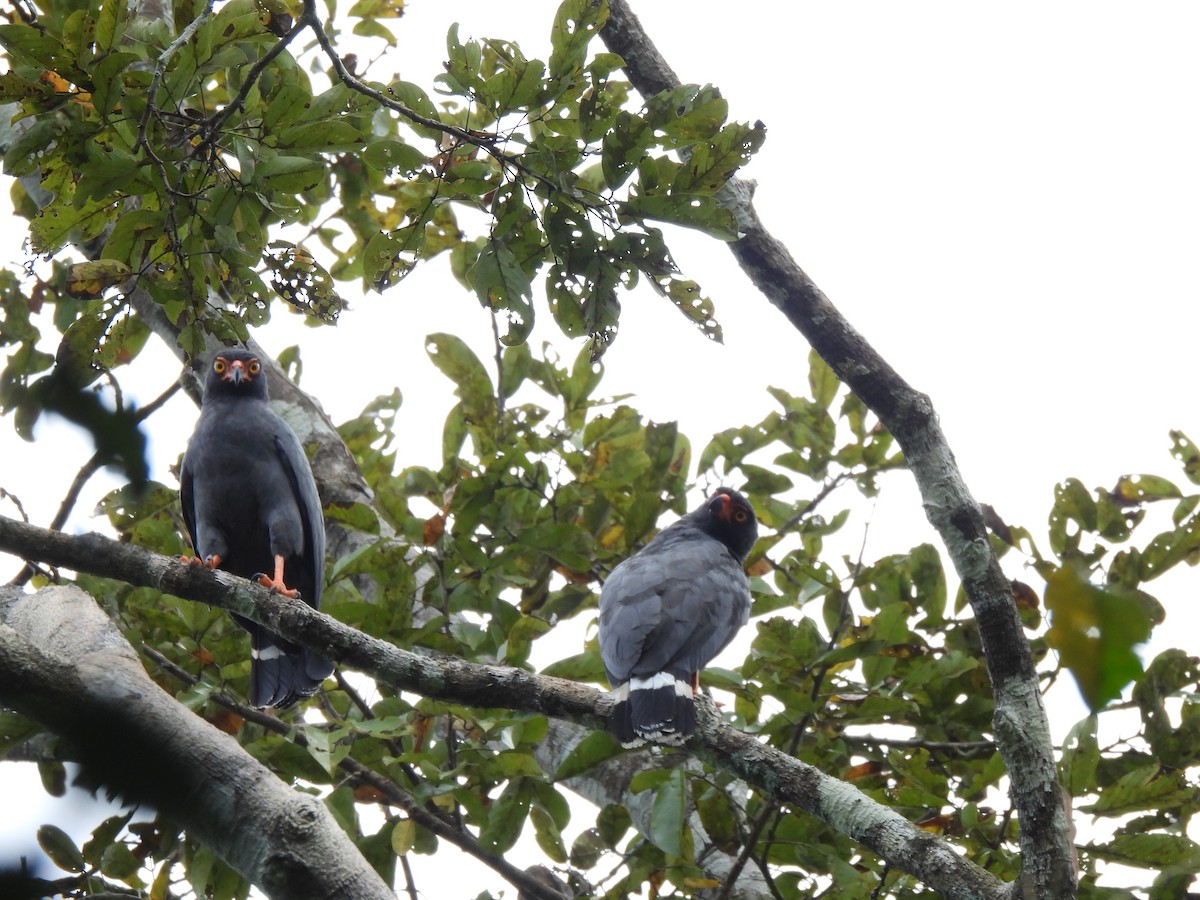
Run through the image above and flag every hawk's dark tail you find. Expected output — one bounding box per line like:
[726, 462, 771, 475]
[611, 673, 694, 747]
[249, 629, 334, 708]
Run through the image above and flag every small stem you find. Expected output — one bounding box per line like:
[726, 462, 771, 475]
[134, 0, 216, 154]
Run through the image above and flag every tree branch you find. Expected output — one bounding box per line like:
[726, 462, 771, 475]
[134, 0, 216, 154]
[0, 583, 392, 900]
[302, 0, 565, 199]
[0, 515, 1008, 899]
[600, 2, 1074, 896]
[140, 647, 570, 900]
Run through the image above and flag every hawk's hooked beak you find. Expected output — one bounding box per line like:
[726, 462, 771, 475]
[225, 360, 247, 384]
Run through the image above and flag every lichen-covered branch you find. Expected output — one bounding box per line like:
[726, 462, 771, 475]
[0, 514, 1008, 898]
[0, 584, 393, 900]
[140, 647, 571, 900]
[600, 2, 1074, 896]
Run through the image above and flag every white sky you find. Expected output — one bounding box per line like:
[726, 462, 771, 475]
[1, 1, 1198, 893]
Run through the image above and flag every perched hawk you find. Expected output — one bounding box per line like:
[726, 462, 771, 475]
[599, 488, 757, 745]
[179, 348, 334, 708]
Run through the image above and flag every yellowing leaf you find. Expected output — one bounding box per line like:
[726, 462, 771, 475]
[66, 259, 132, 297]
[1045, 565, 1154, 710]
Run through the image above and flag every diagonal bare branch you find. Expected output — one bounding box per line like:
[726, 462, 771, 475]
[600, 2, 1074, 896]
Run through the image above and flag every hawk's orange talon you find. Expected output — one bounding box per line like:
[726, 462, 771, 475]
[253, 554, 301, 599]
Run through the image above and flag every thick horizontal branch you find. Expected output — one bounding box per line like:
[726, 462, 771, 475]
[0, 514, 1007, 898]
[0, 583, 392, 900]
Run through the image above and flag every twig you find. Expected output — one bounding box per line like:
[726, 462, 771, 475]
[0, 488, 30, 522]
[198, 12, 313, 151]
[776, 472, 851, 534]
[398, 855, 419, 900]
[301, 0, 561, 197]
[134, 0, 216, 154]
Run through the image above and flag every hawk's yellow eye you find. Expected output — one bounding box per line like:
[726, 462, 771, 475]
[213, 358, 227, 374]
[734, 509, 748, 523]
[248, 359, 261, 375]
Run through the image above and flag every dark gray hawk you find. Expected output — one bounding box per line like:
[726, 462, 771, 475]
[599, 488, 757, 745]
[179, 348, 334, 708]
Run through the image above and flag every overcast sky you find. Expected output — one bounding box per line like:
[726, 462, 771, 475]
[2, 1, 1198, 890]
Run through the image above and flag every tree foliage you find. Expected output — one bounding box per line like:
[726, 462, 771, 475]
[0, 1, 1198, 898]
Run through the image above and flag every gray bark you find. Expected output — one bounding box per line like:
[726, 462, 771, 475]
[0, 584, 393, 900]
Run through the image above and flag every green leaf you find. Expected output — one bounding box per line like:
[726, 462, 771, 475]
[101, 840, 142, 880]
[81, 813, 134, 867]
[601, 110, 652, 190]
[676, 120, 766, 193]
[101, 208, 164, 266]
[530, 804, 568, 864]
[1085, 765, 1196, 816]
[1045, 565, 1154, 710]
[554, 730, 622, 780]
[301, 725, 350, 776]
[4, 119, 65, 177]
[384, 80, 443, 139]
[570, 828, 607, 869]
[38, 759, 66, 796]
[275, 119, 364, 150]
[621, 192, 739, 240]
[479, 778, 530, 855]
[391, 818, 416, 855]
[1112, 474, 1181, 504]
[540, 650, 606, 682]
[352, 17, 397, 44]
[324, 501, 380, 535]
[516, 521, 592, 571]
[1140, 515, 1200, 581]
[426, 333, 496, 424]
[548, 0, 608, 81]
[596, 804, 630, 849]
[363, 224, 426, 292]
[648, 767, 688, 858]
[808, 349, 839, 409]
[96, 0, 126, 53]
[1048, 477, 1098, 557]
[695, 784, 739, 852]
[471, 242, 534, 346]
[646, 84, 728, 145]
[37, 824, 86, 873]
[255, 155, 325, 191]
[361, 139, 427, 174]
[1170, 430, 1200, 485]
[0, 711, 42, 755]
[0, 71, 51, 104]
[348, 0, 406, 17]
[1092, 833, 1200, 872]
[0, 24, 69, 71]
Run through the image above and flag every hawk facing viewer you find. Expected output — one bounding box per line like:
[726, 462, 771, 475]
[179, 348, 334, 708]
